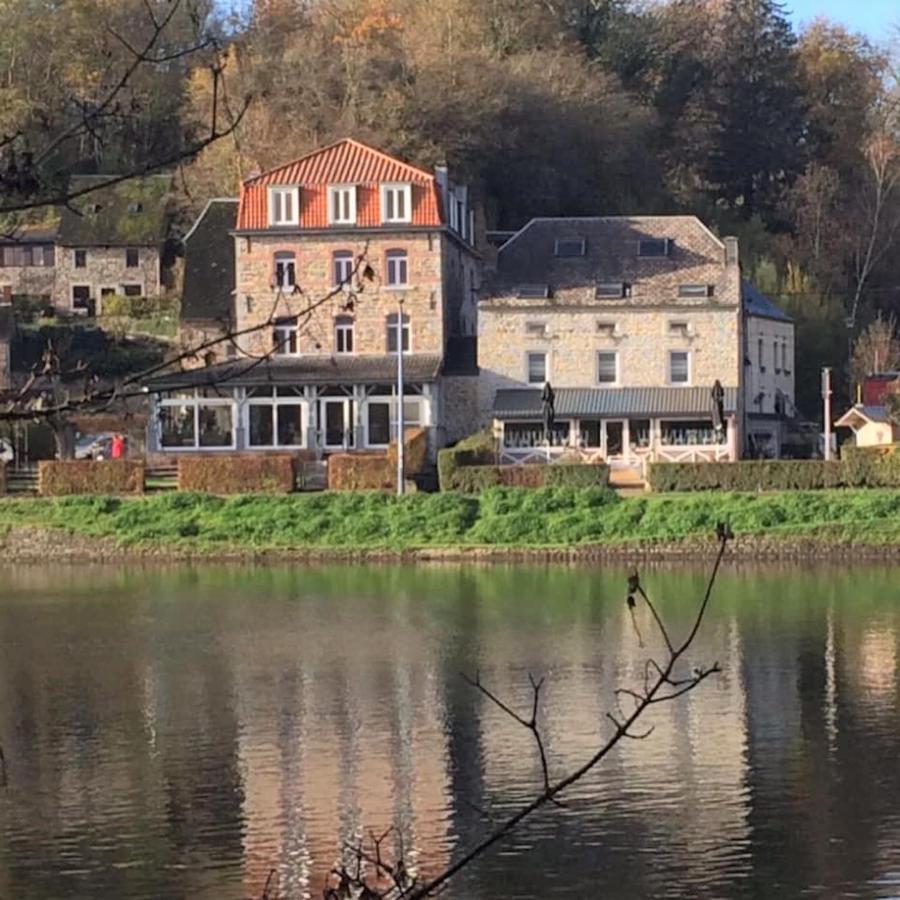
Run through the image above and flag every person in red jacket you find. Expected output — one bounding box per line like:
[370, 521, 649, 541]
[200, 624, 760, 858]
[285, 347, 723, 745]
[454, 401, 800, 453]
[110, 433, 125, 459]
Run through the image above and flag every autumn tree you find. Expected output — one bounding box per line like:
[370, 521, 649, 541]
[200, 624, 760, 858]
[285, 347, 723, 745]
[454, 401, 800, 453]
[851, 314, 900, 385]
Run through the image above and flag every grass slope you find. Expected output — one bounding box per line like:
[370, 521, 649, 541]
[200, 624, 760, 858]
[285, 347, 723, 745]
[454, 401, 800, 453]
[2, 487, 900, 550]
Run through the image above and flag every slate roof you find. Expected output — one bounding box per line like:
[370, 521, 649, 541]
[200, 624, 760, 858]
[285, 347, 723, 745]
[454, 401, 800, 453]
[144, 354, 443, 391]
[493, 386, 739, 419]
[57, 174, 172, 246]
[488, 216, 737, 308]
[742, 280, 792, 323]
[181, 199, 238, 324]
[238, 138, 442, 231]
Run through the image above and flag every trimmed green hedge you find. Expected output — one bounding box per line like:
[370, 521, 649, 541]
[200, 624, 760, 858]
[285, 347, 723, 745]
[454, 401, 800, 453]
[437, 430, 495, 490]
[452, 463, 610, 493]
[38, 459, 145, 496]
[649, 457, 900, 492]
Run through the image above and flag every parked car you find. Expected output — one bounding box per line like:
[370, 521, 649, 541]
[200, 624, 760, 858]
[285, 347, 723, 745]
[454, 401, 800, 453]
[0, 437, 13, 464]
[74, 433, 115, 460]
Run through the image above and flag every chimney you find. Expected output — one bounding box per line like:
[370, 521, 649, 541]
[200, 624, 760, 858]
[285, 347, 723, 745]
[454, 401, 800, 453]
[724, 236, 739, 267]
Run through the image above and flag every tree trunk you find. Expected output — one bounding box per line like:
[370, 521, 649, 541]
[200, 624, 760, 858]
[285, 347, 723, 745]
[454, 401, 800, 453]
[52, 419, 76, 459]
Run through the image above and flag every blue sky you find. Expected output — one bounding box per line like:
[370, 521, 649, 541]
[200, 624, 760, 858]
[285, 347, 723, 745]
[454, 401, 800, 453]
[785, 0, 897, 40]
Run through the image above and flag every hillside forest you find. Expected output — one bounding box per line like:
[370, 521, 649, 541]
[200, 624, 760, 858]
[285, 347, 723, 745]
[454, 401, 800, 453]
[2, 0, 900, 417]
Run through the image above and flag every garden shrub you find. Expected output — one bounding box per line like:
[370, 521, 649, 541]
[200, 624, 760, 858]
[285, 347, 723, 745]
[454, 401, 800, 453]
[646, 458, 900, 492]
[177, 454, 295, 493]
[449, 463, 610, 493]
[437, 430, 494, 490]
[38, 459, 145, 496]
[387, 426, 429, 476]
[328, 453, 394, 490]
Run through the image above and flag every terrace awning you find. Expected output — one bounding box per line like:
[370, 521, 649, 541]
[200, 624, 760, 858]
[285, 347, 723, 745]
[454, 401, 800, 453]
[493, 386, 739, 420]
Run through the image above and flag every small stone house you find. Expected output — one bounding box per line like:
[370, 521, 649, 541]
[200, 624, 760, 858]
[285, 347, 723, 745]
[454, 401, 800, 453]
[54, 175, 172, 313]
[479, 216, 794, 472]
[146, 139, 480, 460]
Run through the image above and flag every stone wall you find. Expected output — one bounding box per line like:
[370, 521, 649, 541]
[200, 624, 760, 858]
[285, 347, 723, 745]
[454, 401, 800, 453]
[477, 304, 742, 420]
[439, 375, 480, 445]
[0, 264, 55, 302]
[53, 244, 162, 311]
[179, 321, 232, 368]
[234, 231, 450, 357]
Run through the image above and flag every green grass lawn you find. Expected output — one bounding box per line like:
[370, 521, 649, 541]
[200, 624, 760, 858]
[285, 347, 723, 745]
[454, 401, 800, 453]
[2, 487, 900, 551]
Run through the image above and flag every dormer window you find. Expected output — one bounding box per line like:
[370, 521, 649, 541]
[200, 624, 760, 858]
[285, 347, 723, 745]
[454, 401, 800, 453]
[127, 201, 143, 214]
[638, 238, 672, 257]
[329, 185, 357, 225]
[678, 284, 714, 298]
[555, 238, 586, 258]
[517, 284, 550, 299]
[269, 186, 299, 226]
[597, 282, 628, 299]
[382, 184, 412, 223]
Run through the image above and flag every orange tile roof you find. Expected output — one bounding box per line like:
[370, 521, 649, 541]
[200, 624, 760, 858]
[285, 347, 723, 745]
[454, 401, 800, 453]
[237, 139, 444, 230]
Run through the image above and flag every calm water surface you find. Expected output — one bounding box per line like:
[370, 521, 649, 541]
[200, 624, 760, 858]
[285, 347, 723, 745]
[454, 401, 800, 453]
[0, 562, 899, 899]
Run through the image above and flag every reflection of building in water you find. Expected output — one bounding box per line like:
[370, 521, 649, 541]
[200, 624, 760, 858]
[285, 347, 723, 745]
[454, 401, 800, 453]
[477, 603, 752, 876]
[235, 630, 454, 898]
[854, 627, 897, 700]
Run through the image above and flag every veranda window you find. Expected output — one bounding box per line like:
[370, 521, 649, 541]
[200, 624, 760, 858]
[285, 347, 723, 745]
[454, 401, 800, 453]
[247, 386, 306, 448]
[660, 419, 725, 446]
[158, 389, 235, 449]
[503, 421, 569, 448]
[365, 397, 424, 447]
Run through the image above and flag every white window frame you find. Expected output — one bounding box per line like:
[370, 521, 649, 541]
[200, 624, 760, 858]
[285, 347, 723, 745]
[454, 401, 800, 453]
[597, 350, 619, 386]
[526, 351, 548, 385]
[381, 183, 412, 224]
[269, 186, 300, 226]
[385, 249, 408, 288]
[668, 350, 691, 385]
[158, 389, 237, 451]
[273, 319, 300, 356]
[274, 252, 296, 290]
[328, 185, 357, 225]
[333, 250, 354, 287]
[245, 389, 308, 450]
[386, 313, 411, 354]
[364, 396, 425, 448]
[335, 317, 354, 354]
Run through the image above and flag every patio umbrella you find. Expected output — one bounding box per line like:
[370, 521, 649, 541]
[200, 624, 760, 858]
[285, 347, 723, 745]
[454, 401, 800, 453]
[711, 379, 725, 442]
[541, 381, 556, 443]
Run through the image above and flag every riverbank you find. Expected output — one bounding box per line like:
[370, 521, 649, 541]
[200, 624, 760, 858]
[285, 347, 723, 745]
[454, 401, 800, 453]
[2, 487, 900, 562]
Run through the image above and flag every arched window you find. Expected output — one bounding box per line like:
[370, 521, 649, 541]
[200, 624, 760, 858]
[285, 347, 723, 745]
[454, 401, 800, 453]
[335, 316, 354, 354]
[386, 312, 410, 353]
[333, 250, 354, 287]
[274, 251, 296, 289]
[385, 249, 408, 287]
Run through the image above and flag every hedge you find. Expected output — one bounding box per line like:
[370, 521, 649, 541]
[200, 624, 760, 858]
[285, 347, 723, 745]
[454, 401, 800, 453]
[648, 458, 900, 492]
[38, 459, 145, 496]
[451, 463, 610, 494]
[387, 426, 429, 476]
[328, 453, 394, 490]
[437, 430, 496, 490]
[177, 454, 295, 493]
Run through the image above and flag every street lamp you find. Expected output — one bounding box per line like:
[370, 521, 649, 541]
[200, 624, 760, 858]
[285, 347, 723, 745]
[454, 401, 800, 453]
[396, 298, 405, 495]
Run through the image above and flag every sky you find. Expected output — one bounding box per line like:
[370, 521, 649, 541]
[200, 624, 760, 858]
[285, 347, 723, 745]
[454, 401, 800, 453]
[785, 0, 897, 40]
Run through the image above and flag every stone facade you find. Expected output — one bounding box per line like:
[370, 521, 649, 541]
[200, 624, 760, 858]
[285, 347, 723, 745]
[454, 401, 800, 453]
[477, 304, 741, 423]
[0, 254, 56, 304]
[234, 232, 454, 359]
[439, 374, 480, 444]
[53, 244, 162, 312]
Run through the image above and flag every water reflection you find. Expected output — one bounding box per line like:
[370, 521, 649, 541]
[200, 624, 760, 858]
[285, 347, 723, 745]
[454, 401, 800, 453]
[0, 563, 898, 899]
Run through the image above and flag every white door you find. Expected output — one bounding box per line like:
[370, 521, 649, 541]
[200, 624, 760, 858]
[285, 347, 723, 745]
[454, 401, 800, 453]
[322, 398, 352, 450]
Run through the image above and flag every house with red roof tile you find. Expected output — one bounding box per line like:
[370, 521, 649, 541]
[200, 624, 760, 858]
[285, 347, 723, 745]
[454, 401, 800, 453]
[148, 139, 480, 462]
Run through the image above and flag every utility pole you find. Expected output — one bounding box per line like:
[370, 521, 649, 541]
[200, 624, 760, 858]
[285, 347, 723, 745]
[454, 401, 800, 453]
[396, 299, 405, 496]
[822, 367, 833, 461]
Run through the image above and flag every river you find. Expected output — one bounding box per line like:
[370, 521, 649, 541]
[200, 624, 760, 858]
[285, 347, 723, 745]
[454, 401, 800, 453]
[0, 562, 898, 899]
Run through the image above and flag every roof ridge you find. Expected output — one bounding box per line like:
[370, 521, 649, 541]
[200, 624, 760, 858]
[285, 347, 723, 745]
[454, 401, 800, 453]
[245, 137, 435, 186]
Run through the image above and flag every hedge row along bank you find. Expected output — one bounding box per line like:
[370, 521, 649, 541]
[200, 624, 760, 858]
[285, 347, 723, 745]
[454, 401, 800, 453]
[177, 454, 295, 493]
[328, 453, 394, 490]
[437, 431, 495, 491]
[38, 460, 145, 496]
[649, 457, 900, 492]
[450, 463, 611, 493]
